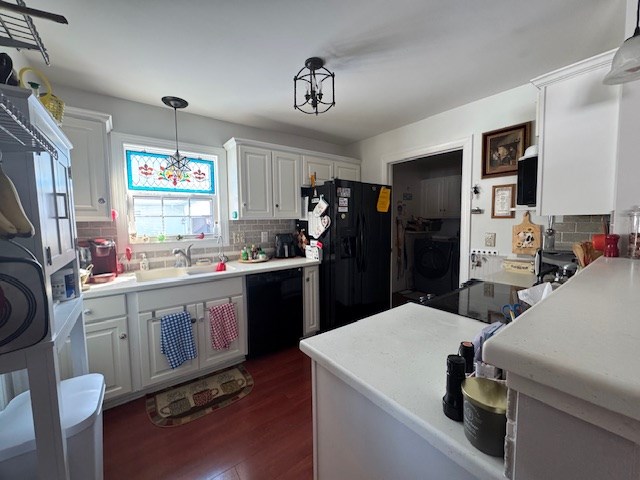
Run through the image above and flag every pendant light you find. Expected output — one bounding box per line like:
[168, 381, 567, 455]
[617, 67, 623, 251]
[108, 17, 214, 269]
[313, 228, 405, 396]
[162, 96, 190, 172]
[293, 57, 335, 115]
[604, 0, 640, 85]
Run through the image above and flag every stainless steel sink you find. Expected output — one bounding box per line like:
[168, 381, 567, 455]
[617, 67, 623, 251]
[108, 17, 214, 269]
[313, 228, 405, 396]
[134, 264, 235, 282]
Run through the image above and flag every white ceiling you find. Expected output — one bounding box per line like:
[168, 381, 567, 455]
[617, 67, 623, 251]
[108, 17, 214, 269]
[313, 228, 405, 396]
[24, 0, 625, 145]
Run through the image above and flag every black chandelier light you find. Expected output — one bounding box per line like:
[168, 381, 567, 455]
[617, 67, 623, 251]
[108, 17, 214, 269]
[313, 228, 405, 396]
[162, 96, 190, 172]
[293, 57, 335, 115]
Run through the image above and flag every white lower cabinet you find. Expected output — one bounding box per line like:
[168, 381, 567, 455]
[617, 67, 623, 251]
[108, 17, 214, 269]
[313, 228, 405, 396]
[138, 304, 200, 387]
[81, 268, 314, 402]
[81, 295, 132, 401]
[85, 316, 132, 399]
[199, 295, 246, 369]
[303, 266, 320, 336]
[136, 278, 247, 389]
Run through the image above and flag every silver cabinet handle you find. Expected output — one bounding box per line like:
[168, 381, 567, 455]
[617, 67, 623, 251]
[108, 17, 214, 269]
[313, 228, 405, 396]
[119, 333, 127, 340]
[275, 204, 279, 208]
[83, 309, 93, 315]
[98, 197, 106, 205]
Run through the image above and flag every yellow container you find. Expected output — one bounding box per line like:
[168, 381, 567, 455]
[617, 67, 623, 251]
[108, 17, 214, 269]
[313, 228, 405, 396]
[18, 67, 65, 124]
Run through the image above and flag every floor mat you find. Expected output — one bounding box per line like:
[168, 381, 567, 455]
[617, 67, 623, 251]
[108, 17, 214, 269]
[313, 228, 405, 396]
[145, 364, 254, 427]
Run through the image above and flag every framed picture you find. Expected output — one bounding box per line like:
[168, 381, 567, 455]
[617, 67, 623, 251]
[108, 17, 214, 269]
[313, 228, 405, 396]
[492, 184, 515, 218]
[481, 122, 531, 178]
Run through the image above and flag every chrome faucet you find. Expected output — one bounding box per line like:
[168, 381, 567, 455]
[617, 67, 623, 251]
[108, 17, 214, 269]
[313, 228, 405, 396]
[172, 244, 193, 267]
[216, 231, 228, 263]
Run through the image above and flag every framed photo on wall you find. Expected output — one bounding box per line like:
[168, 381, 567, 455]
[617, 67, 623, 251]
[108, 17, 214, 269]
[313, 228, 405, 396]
[482, 122, 531, 178]
[492, 184, 515, 218]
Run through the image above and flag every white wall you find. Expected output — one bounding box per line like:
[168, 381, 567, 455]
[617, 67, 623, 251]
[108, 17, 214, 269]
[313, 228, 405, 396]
[347, 84, 549, 259]
[612, 0, 640, 245]
[51, 84, 350, 157]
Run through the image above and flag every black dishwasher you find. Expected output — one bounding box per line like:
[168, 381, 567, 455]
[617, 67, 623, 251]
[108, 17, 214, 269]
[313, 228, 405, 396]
[246, 268, 303, 357]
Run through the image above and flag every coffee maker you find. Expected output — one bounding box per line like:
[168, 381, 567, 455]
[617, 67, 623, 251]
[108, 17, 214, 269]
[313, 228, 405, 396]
[89, 239, 117, 276]
[275, 233, 296, 258]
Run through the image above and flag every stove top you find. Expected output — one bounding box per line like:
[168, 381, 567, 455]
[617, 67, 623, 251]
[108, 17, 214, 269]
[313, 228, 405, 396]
[422, 280, 527, 323]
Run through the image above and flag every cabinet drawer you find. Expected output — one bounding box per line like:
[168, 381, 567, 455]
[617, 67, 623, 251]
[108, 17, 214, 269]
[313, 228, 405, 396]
[83, 295, 126, 322]
[137, 277, 243, 312]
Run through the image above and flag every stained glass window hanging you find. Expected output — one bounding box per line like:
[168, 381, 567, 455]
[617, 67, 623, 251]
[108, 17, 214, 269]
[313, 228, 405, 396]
[126, 149, 215, 194]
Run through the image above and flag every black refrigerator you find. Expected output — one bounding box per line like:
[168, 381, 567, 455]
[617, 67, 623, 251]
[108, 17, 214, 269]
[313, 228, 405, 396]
[300, 180, 392, 332]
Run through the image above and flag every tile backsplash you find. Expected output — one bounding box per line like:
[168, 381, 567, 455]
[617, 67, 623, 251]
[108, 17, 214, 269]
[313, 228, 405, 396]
[553, 215, 610, 251]
[76, 219, 297, 270]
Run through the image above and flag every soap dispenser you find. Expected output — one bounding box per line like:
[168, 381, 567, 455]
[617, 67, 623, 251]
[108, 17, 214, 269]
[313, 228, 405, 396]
[140, 253, 150, 271]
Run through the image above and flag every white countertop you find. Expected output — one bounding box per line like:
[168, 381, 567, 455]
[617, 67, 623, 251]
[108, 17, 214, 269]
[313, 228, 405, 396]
[83, 257, 320, 298]
[299, 303, 504, 480]
[484, 257, 640, 422]
[481, 270, 536, 288]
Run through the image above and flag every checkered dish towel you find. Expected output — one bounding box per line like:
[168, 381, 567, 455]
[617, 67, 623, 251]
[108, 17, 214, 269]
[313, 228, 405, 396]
[160, 311, 197, 369]
[208, 303, 239, 350]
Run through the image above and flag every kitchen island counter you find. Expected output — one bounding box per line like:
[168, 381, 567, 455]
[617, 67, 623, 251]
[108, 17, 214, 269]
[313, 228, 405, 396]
[484, 256, 640, 423]
[299, 303, 503, 480]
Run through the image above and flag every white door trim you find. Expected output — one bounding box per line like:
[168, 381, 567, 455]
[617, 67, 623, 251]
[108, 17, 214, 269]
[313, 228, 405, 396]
[382, 136, 473, 285]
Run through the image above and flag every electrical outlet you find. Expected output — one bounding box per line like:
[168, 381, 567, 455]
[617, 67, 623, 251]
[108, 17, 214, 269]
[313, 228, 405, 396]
[485, 232, 496, 247]
[471, 249, 499, 256]
[261, 231, 269, 243]
[232, 232, 245, 244]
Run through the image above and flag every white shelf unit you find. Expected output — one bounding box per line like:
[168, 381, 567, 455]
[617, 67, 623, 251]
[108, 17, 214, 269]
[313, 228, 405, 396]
[0, 85, 88, 479]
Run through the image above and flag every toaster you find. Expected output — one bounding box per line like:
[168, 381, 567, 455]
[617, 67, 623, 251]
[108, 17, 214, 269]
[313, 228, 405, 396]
[275, 233, 296, 258]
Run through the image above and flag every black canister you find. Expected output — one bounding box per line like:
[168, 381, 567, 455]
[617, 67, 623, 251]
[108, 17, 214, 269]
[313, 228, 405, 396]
[458, 341, 475, 375]
[442, 354, 466, 421]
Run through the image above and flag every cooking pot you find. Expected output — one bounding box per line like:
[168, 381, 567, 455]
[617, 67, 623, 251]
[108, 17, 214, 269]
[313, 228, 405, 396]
[461, 377, 507, 457]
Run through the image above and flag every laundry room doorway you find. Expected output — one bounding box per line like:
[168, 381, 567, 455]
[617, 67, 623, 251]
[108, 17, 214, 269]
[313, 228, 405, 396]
[390, 149, 464, 307]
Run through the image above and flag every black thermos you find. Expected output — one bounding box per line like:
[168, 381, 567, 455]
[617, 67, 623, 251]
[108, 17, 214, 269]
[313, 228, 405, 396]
[443, 354, 466, 421]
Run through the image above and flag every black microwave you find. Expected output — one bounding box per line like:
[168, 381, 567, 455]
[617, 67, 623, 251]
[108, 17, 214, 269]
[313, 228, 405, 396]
[516, 155, 537, 207]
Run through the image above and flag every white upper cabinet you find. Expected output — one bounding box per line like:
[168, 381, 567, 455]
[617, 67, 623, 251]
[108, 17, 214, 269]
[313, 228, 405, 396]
[272, 150, 301, 218]
[61, 107, 113, 221]
[532, 51, 619, 216]
[302, 154, 360, 185]
[225, 138, 360, 220]
[420, 175, 462, 219]
[238, 145, 273, 218]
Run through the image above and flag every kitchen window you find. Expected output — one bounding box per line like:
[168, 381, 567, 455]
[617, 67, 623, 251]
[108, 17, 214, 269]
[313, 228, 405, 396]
[124, 145, 219, 240]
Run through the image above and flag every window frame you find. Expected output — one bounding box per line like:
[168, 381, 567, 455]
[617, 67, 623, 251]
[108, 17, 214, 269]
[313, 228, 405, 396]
[110, 132, 228, 252]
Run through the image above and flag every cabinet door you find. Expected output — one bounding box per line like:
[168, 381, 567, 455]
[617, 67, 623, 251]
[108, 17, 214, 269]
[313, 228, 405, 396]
[441, 175, 462, 218]
[421, 178, 442, 218]
[85, 316, 132, 400]
[138, 304, 199, 387]
[239, 145, 272, 218]
[62, 115, 111, 221]
[335, 162, 360, 182]
[198, 294, 247, 369]
[34, 152, 75, 271]
[303, 155, 333, 185]
[303, 266, 320, 336]
[272, 150, 301, 218]
[535, 54, 618, 215]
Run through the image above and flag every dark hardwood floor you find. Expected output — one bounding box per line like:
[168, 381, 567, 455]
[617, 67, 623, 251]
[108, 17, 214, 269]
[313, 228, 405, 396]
[103, 347, 313, 480]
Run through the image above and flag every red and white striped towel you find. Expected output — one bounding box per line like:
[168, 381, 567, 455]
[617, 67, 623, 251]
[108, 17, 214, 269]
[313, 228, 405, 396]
[208, 303, 239, 350]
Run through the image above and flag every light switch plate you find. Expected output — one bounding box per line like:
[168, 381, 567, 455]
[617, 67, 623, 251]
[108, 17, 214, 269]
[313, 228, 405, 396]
[261, 231, 268, 243]
[484, 233, 496, 247]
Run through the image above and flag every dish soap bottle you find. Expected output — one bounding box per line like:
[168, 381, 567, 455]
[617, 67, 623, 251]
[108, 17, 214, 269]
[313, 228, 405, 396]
[140, 253, 150, 271]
